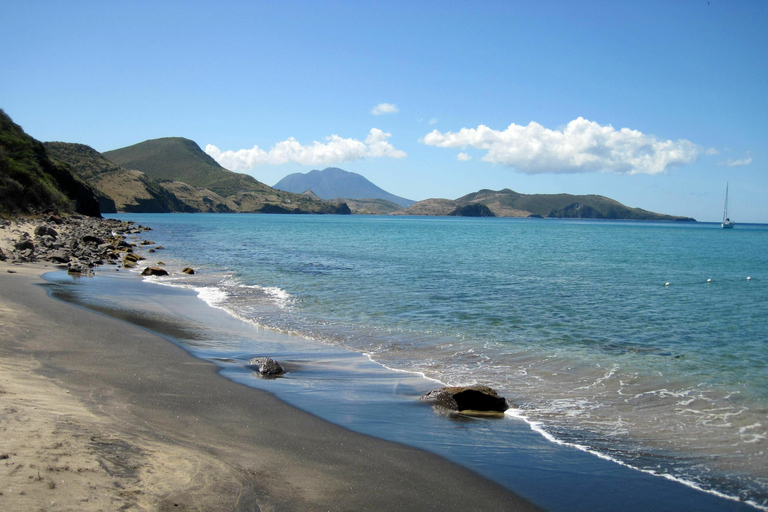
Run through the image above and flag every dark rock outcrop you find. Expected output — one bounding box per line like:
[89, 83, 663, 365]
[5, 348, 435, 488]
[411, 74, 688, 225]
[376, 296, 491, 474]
[34, 225, 58, 238]
[141, 266, 169, 277]
[449, 204, 496, 217]
[420, 385, 509, 413]
[182, 267, 195, 275]
[246, 357, 285, 377]
[14, 235, 35, 252]
[67, 257, 93, 276]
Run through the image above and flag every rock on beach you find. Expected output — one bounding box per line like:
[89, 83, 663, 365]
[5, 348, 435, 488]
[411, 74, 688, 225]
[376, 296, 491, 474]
[141, 266, 169, 277]
[246, 357, 285, 377]
[420, 385, 509, 414]
[0, 213, 152, 270]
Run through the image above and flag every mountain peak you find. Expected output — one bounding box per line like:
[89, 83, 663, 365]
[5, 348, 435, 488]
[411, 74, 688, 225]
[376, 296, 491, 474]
[273, 167, 414, 208]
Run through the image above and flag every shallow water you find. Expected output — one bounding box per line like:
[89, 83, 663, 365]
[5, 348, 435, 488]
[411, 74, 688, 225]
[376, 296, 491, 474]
[43, 270, 755, 512]
[88, 213, 767, 509]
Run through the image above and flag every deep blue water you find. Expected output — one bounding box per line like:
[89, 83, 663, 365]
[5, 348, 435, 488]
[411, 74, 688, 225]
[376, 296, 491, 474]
[97, 213, 767, 509]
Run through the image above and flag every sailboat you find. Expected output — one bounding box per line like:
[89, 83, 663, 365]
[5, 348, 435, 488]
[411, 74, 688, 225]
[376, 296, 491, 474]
[722, 182, 735, 229]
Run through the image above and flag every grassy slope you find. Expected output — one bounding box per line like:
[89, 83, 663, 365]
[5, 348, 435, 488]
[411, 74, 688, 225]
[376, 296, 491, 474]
[0, 110, 101, 217]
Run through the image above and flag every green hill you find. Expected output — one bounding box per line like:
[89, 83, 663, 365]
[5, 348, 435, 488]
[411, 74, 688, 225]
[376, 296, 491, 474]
[0, 109, 101, 217]
[44, 142, 198, 213]
[103, 137, 349, 214]
[401, 188, 695, 221]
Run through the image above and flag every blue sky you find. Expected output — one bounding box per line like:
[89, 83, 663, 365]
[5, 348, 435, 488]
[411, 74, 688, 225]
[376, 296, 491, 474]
[2, 1, 766, 222]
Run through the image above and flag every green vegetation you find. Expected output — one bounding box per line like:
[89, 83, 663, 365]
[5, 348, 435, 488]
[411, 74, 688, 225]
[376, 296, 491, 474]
[103, 137, 273, 198]
[0, 109, 100, 217]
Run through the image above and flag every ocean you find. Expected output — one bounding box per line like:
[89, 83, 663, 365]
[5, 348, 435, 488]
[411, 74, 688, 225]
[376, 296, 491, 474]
[47, 213, 767, 511]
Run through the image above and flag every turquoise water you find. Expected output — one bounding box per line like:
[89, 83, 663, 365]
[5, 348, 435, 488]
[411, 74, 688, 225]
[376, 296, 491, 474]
[107, 213, 768, 507]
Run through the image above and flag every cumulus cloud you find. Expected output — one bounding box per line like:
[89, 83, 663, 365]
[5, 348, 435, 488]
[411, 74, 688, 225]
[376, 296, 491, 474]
[719, 156, 752, 167]
[205, 129, 406, 171]
[457, 152, 472, 161]
[420, 117, 705, 175]
[372, 103, 399, 115]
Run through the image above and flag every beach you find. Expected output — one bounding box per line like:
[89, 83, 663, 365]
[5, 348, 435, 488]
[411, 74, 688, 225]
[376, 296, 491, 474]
[0, 260, 540, 511]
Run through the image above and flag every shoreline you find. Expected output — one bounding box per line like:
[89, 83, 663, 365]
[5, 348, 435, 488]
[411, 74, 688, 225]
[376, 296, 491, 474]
[0, 261, 540, 511]
[2, 214, 762, 511]
[34, 266, 764, 512]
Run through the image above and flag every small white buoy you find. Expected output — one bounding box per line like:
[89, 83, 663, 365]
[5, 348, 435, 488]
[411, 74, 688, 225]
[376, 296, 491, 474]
[747, 276, 752, 281]
[665, 282, 670, 287]
[707, 278, 712, 283]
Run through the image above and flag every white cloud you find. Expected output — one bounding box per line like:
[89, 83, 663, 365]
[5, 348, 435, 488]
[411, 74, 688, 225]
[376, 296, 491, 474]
[457, 152, 472, 161]
[205, 129, 406, 171]
[364, 128, 407, 159]
[420, 117, 705, 175]
[372, 103, 399, 115]
[429, 118, 438, 125]
[719, 156, 752, 167]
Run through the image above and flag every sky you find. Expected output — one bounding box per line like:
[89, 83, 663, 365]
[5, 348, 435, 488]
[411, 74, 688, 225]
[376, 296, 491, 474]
[1, 1, 766, 222]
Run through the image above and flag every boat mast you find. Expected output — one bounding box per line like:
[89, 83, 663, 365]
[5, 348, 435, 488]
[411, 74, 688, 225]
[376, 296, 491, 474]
[723, 182, 729, 223]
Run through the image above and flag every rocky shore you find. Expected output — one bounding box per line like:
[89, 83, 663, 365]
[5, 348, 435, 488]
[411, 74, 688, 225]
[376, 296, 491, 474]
[0, 213, 151, 275]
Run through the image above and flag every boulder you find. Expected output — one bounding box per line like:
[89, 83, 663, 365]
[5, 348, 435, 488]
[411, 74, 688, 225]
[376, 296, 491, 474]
[246, 357, 284, 377]
[141, 266, 169, 277]
[47, 250, 70, 264]
[14, 235, 34, 252]
[182, 267, 195, 275]
[0, 247, 6, 261]
[46, 214, 64, 225]
[124, 252, 144, 261]
[67, 258, 93, 276]
[34, 225, 58, 238]
[38, 234, 57, 248]
[420, 385, 509, 413]
[81, 235, 105, 245]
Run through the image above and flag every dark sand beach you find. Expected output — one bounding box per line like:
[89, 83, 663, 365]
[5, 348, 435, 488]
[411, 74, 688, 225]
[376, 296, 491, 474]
[0, 263, 541, 511]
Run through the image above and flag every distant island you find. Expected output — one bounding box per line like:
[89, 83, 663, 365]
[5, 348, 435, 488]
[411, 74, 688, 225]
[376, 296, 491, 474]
[0, 109, 694, 222]
[399, 189, 696, 221]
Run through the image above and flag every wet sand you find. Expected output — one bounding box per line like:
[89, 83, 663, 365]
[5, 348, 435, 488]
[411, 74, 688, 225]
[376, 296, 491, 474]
[0, 263, 541, 511]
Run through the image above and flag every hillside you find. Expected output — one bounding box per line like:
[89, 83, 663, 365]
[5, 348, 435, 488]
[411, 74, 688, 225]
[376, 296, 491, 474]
[0, 110, 101, 217]
[400, 189, 695, 221]
[103, 138, 349, 214]
[336, 198, 404, 215]
[274, 167, 415, 208]
[44, 142, 198, 213]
